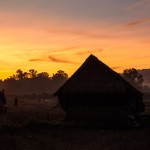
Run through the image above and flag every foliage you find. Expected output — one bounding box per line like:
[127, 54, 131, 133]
[122, 68, 144, 90]
[0, 69, 68, 95]
[52, 70, 68, 81]
[29, 69, 38, 78]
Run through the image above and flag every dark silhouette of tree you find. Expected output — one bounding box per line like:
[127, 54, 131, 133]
[37, 72, 49, 78]
[29, 69, 37, 78]
[0, 69, 68, 95]
[9, 74, 17, 80]
[16, 69, 24, 80]
[51, 70, 68, 93]
[52, 70, 68, 81]
[122, 68, 144, 90]
[23, 72, 29, 79]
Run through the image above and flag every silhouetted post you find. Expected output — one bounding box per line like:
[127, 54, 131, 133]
[2, 89, 6, 105]
[14, 97, 18, 107]
[0, 89, 7, 114]
[46, 111, 50, 120]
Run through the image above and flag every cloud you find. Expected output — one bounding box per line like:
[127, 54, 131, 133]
[124, 18, 150, 27]
[29, 55, 78, 64]
[127, 0, 150, 9]
[48, 28, 112, 39]
[126, 0, 150, 14]
[48, 56, 78, 64]
[29, 48, 103, 63]
[29, 58, 45, 61]
[76, 49, 103, 55]
[136, 0, 150, 3]
[52, 45, 82, 53]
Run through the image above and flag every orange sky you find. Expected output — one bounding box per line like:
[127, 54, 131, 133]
[0, 0, 150, 80]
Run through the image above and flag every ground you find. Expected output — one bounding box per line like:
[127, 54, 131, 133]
[0, 95, 65, 125]
[0, 124, 150, 150]
[0, 95, 149, 150]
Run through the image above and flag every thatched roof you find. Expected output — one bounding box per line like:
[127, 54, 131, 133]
[54, 54, 142, 96]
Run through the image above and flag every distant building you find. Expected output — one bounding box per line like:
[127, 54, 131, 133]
[54, 54, 144, 124]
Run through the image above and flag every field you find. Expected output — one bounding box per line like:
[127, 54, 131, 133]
[0, 95, 150, 150]
[0, 122, 150, 150]
[0, 95, 65, 125]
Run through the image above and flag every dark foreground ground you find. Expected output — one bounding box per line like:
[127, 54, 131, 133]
[0, 96, 149, 150]
[0, 121, 150, 150]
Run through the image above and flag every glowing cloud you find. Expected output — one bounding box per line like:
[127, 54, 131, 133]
[29, 58, 45, 62]
[48, 56, 78, 64]
[125, 18, 150, 27]
[76, 49, 103, 55]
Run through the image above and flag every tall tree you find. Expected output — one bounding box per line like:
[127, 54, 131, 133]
[23, 72, 29, 79]
[52, 70, 68, 81]
[29, 69, 38, 78]
[37, 72, 49, 78]
[122, 68, 144, 90]
[16, 69, 24, 80]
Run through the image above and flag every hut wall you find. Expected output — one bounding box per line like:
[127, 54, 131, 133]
[58, 93, 133, 110]
[65, 106, 131, 123]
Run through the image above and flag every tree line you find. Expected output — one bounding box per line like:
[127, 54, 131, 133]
[0, 69, 68, 95]
[0, 67, 145, 95]
[121, 68, 144, 90]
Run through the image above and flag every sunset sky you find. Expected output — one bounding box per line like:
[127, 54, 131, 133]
[0, 0, 150, 80]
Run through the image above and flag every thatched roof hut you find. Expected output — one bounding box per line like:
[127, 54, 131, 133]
[54, 54, 144, 123]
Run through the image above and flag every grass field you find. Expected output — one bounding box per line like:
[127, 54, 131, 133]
[0, 95, 65, 125]
[0, 123, 150, 150]
[1, 94, 150, 125]
[0, 95, 150, 150]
